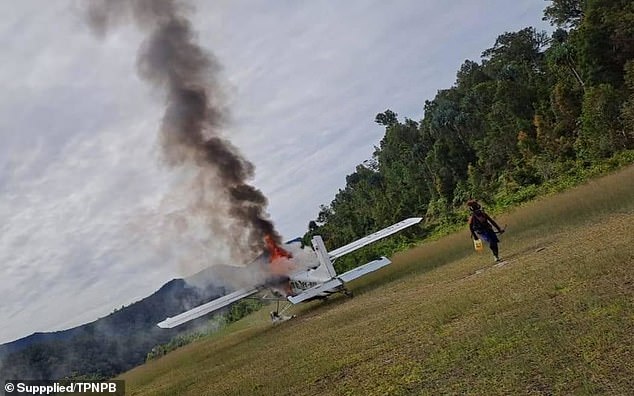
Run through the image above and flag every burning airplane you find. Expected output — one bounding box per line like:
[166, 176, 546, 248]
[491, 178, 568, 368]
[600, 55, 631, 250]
[157, 217, 422, 328]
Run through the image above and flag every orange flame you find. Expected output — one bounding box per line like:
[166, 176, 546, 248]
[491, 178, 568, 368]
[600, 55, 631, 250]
[264, 235, 293, 262]
[264, 235, 295, 298]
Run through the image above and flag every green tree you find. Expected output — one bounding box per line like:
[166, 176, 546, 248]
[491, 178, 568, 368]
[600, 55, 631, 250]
[374, 109, 398, 126]
[543, 0, 584, 29]
[546, 29, 585, 89]
[577, 83, 625, 159]
[573, 0, 634, 87]
[619, 60, 634, 147]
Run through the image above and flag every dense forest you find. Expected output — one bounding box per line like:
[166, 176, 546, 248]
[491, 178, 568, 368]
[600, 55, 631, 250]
[303, 0, 634, 271]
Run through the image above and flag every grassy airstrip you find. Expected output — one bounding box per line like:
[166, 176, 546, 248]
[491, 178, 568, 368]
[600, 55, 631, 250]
[122, 166, 634, 395]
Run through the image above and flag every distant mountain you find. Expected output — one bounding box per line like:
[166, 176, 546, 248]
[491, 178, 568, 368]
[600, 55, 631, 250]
[0, 266, 238, 381]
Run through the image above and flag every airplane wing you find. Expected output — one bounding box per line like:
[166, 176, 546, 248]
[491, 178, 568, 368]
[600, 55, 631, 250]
[327, 217, 422, 259]
[157, 287, 260, 328]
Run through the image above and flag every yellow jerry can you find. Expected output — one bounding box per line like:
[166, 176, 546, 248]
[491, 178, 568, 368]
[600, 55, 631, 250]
[473, 239, 483, 252]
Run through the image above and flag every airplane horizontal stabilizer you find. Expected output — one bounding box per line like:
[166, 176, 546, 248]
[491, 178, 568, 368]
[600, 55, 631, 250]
[287, 278, 344, 304]
[337, 256, 391, 283]
[327, 217, 422, 259]
[157, 287, 259, 328]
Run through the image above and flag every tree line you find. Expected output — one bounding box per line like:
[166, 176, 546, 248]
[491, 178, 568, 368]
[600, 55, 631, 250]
[303, 0, 634, 271]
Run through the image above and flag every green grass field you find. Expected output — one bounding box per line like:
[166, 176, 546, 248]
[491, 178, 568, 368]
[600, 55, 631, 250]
[121, 165, 634, 395]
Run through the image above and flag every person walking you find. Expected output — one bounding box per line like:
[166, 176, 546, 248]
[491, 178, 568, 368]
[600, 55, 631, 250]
[467, 199, 504, 262]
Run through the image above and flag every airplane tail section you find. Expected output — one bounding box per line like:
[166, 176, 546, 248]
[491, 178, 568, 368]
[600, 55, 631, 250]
[287, 218, 421, 304]
[287, 256, 391, 304]
[308, 217, 421, 279]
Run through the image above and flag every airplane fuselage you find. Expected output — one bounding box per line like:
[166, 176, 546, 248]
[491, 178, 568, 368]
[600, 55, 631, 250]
[261, 241, 333, 297]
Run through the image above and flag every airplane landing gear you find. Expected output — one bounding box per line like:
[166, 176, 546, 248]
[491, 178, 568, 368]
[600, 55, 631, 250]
[270, 300, 294, 323]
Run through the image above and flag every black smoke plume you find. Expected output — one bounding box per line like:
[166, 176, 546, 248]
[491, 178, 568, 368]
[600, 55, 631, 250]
[84, 0, 279, 257]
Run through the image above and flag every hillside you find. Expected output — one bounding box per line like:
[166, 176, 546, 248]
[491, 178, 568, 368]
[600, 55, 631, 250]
[0, 266, 239, 381]
[120, 165, 633, 395]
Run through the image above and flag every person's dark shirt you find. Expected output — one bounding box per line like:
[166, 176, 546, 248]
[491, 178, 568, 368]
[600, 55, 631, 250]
[468, 210, 501, 239]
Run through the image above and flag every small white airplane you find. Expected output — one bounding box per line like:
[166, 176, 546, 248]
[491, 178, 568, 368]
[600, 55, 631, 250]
[157, 217, 422, 328]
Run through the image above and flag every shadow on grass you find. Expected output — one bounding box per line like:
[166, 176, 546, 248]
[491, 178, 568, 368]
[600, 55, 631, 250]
[501, 242, 553, 262]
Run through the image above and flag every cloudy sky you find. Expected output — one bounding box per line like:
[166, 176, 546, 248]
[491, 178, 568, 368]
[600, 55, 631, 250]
[0, 0, 550, 344]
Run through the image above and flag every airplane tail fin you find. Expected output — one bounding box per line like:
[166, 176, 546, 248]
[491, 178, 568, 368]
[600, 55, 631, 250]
[310, 235, 337, 277]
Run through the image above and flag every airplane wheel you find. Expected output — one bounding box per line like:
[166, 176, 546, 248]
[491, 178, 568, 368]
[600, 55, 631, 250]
[343, 290, 354, 298]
